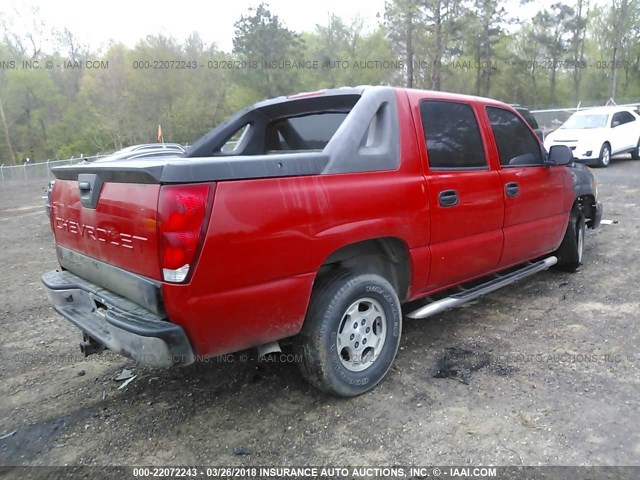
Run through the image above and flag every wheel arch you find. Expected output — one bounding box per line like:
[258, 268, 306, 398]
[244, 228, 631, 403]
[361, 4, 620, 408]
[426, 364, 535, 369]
[315, 237, 412, 302]
[592, 141, 612, 168]
[566, 161, 599, 227]
[573, 194, 597, 227]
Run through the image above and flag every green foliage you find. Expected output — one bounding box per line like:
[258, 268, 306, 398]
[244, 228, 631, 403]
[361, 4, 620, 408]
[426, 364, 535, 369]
[232, 3, 303, 97]
[301, 16, 396, 88]
[384, 0, 426, 87]
[0, 1, 639, 165]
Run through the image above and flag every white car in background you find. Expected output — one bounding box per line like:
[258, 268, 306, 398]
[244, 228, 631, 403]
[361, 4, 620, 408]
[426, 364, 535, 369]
[544, 106, 640, 168]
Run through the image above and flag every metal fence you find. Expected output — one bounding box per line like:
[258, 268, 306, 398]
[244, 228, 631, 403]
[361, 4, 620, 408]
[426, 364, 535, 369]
[0, 155, 107, 182]
[531, 101, 640, 136]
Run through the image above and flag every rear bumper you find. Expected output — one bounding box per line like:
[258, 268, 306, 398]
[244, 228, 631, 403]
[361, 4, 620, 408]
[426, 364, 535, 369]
[41, 269, 194, 367]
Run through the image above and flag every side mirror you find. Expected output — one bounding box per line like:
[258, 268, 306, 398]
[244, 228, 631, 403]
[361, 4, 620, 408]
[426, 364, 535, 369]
[546, 145, 573, 166]
[612, 120, 621, 128]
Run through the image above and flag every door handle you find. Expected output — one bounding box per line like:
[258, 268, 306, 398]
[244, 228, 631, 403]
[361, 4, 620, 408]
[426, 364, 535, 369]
[438, 189, 459, 207]
[78, 173, 103, 209]
[505, 182, 519, 197]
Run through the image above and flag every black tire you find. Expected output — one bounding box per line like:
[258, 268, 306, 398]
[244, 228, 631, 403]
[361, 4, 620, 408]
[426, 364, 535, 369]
[555, 208, 586, 273]
[631, 139, 640, 160]
[595, 143, 611, 168]
[295, 269, 402, 397]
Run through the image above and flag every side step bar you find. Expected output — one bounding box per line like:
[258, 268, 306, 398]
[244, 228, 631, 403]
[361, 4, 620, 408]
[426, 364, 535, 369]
[406, 256, 557, 319]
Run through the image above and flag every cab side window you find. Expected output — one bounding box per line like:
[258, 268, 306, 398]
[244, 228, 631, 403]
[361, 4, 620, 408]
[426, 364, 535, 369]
[487, 107, 543, 167]
[420, 100, 487, 169]
[613, 111, 635, 127]
[621, 111, 636, 124]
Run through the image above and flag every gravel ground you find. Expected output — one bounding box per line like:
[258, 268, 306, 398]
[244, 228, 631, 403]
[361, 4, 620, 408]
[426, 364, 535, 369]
[0, 159, 638, 475]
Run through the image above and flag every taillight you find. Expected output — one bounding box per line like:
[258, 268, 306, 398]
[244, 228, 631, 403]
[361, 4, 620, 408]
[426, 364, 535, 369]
[158, 184, 211, 283]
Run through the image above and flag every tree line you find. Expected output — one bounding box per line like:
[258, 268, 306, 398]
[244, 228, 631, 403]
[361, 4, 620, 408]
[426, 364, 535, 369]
[0, 0, 638, 164]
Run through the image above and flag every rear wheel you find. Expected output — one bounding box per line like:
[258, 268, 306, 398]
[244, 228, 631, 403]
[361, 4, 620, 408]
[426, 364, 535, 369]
[555, 208, 586, 273]
[596, 143, 611, 168]
[295, 269, 402, 397]
[631, 138, 640, 160]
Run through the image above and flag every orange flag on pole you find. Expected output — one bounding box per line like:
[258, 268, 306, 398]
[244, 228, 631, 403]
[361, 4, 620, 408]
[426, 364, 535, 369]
[157, 124, 163, 143]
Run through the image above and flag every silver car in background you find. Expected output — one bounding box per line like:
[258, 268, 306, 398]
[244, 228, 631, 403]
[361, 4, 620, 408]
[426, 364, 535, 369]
[44, 144, 186, 217]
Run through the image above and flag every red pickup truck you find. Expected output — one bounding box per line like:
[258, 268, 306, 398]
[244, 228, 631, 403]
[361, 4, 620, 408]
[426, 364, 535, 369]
[42, 86, 601, 396]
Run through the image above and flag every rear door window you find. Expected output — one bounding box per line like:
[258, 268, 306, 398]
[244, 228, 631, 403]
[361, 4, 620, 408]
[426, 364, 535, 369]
[420, 100, 487, 169]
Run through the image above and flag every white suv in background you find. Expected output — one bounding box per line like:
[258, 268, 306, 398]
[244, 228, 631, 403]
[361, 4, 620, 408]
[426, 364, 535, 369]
[544, 106, 640, 167]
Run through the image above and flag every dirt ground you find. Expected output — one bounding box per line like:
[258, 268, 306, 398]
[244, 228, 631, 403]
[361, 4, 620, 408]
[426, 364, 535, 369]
[0, 159, 639, 474]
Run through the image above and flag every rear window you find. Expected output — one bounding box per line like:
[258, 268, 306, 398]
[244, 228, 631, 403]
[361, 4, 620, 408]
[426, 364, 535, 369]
[266, 113, 348, 151]
[197, 93, 361, 157]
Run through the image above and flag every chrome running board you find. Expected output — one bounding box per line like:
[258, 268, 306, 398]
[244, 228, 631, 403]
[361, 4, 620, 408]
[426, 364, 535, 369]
[406, 256, 558, 319]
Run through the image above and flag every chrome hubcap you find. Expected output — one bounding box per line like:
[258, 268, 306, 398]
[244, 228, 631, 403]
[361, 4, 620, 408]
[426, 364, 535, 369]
[602, 147, 610, 166]
[336, 297, 387, 372]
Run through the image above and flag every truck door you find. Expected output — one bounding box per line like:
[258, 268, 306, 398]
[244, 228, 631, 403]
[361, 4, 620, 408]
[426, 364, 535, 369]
[485, 106, 567, 267]
[417, 99, 504, 292]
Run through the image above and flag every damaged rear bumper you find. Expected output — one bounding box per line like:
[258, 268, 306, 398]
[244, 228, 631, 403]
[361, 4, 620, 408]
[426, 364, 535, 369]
[41, 269, 194, 367]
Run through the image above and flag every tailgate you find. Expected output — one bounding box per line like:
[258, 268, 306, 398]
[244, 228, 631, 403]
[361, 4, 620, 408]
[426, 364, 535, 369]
[50, 179, 162, 280]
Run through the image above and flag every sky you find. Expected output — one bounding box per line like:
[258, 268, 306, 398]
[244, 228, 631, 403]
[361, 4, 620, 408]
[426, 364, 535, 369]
[0, 0, 570, 55]
[0, 0, 388, 53]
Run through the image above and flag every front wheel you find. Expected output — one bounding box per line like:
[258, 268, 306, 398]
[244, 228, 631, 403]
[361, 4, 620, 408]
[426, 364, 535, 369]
[596, 143, 611, 168]
[295, 269, 402, 397]
[554, 209, 586, 273]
